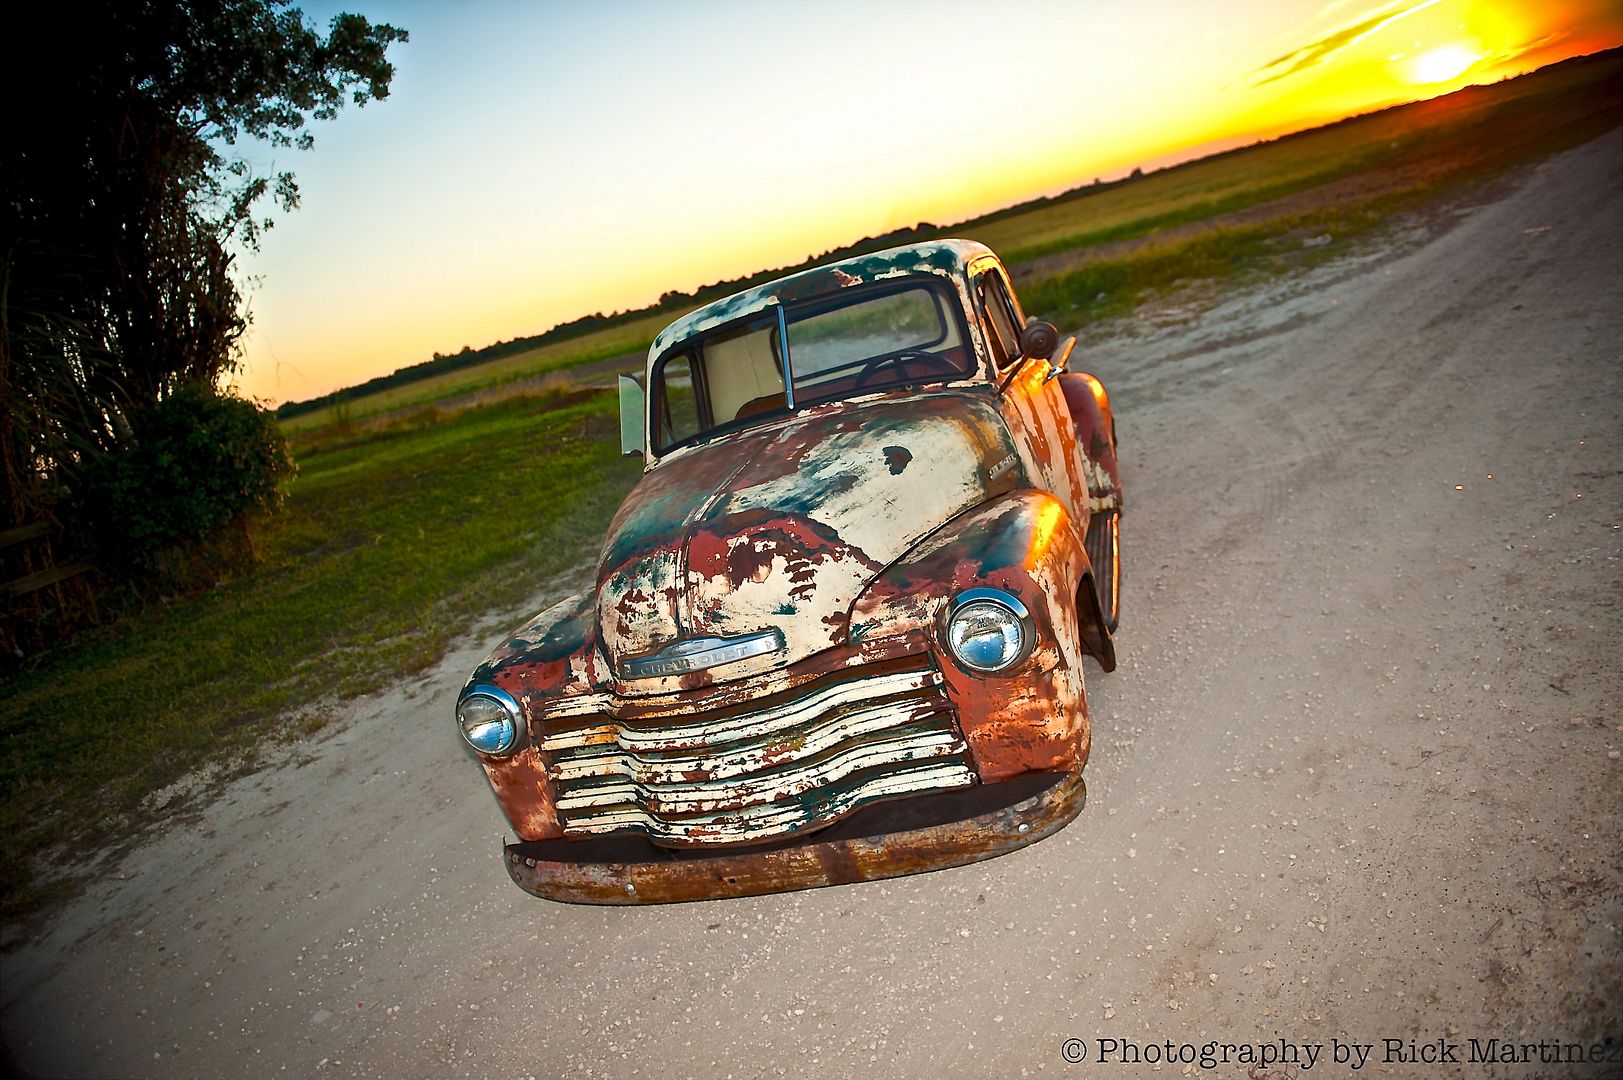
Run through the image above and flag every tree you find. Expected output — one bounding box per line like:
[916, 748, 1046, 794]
[0, 1, 407, 538]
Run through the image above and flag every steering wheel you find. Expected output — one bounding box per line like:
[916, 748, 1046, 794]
[854, 350, 938, 388]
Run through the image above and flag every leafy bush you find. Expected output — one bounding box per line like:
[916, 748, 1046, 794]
[72, 387, 296, 583]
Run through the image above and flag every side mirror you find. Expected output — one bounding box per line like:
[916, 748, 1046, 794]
[618, 375, 645, 459]
[1019, 320, 1059, 360]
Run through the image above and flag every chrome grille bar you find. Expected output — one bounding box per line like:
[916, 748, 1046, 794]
[543, 667, 940, 752]
[562, 762, 977, 845]
[541, 659, 972, 846]
[558, 724, 964, 814]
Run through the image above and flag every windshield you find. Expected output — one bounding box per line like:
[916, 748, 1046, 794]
[651, 280, 972, 453]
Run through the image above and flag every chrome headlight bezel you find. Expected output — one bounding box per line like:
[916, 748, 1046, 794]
[456, 684, 523, 756]
[942, 587, 1036, 674]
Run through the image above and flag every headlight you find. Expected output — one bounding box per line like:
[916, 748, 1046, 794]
[456, 687, 521, 755]
[944, 588, 1035, 673]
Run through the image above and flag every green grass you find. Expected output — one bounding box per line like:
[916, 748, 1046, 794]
[976, 149, 1385, 265]
[1017, 204, 1387, 325]
[0, 389, 642, 920]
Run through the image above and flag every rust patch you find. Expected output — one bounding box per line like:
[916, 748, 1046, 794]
[883, 445, 912, 475]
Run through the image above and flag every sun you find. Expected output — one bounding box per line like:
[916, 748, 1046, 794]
[1406, 45, 1482, 84]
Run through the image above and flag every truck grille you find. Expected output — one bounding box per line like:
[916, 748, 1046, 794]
[538, 659, 974, 846]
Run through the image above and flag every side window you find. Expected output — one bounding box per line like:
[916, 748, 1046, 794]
[658, 354, 702, 447]
[976, 271, 1022, 370]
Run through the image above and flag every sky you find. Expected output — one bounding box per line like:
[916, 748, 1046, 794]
[233, 0, 1623, 405]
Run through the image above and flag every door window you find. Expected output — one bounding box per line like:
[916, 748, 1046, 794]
[976, 271, 1022, 370]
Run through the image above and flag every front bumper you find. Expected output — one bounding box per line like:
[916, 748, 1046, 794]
[503, 770, 1084, 904]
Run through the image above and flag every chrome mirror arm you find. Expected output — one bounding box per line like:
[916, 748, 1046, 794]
[1043, 335, 1077, 384]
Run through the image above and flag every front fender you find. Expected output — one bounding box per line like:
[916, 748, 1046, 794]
[1058, 372, 1122, 512]
[460, 593, 604, 842]
[848, 489, 1093, 783]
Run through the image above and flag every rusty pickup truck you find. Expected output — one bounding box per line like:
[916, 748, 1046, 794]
[457, 239, 1122, 903]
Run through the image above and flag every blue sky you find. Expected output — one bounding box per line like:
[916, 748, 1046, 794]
[234, 0, 1623, 404]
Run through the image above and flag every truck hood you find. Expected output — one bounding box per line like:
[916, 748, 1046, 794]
[596, 390, 1016, 681]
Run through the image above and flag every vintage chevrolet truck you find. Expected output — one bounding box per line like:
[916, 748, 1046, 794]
[456, 239, 1122, 903]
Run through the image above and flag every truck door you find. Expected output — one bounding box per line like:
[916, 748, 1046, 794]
[971, 261, 1090, 527]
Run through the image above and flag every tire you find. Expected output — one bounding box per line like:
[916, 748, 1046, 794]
[1083, 507, 1120, 634]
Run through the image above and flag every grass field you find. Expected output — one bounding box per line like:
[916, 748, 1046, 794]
[965, 54, 1596, 264]
[2, 51, 1619, 923]
[281, 308, 679, 432]
[969, 125, 1399, 265]
[1013, 52, 1622, 323]
[0, 392, 642, 918]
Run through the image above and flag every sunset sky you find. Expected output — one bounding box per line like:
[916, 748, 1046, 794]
[234, 0, 1623, 405]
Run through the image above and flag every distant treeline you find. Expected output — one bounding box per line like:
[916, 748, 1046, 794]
[273, 223, 964, 419]
[272, 126, 1318, 422]
[275, 310, 647, 419]
[276, 47, 1616, 421]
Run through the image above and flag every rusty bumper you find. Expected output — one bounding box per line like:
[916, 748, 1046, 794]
[503, 770, 1085, 904]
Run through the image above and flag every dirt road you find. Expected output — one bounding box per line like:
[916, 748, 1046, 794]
[4, 130, 1619, 1080]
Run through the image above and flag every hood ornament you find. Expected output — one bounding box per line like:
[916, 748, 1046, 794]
[622, 629, 784, 680]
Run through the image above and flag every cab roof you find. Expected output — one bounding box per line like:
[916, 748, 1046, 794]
[649, 238, 994, 360]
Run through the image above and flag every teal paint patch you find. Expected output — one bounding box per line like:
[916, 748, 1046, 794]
[470, 593, 596, 683]
[959, 511, 1033, 573]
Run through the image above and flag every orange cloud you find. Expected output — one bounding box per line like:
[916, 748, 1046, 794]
[1250, 0, 1443, 85]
